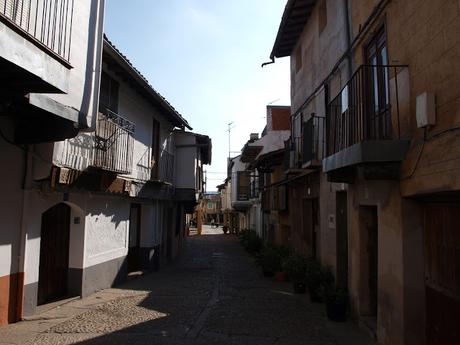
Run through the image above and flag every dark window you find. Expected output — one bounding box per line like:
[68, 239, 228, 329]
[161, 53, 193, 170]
[99, 72, 119, 113]
[365, 26, 390, 139]
[237, 171, 251, 201]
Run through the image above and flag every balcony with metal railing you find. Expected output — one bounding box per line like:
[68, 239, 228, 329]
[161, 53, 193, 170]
[0, 0, 74, 62]
[323, 65, 410, 182]
[302, 115, 325, 167]
[284, 115, 325, 173]
[92, 109, 135, 174]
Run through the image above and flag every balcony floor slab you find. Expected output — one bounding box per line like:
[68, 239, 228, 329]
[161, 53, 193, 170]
[323, 140, 410, 173]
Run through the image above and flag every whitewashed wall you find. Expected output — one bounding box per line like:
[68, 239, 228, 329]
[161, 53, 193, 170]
[174, 132, 197, 189]
[23, 192, 88, 287]
[45, 0, 105, 128]
[83, 195, 129, 268]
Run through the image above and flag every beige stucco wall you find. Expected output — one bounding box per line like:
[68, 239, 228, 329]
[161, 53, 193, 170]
[290, 0, 349, 114]
[288, 0, 350, 275]
[350, 0, 460, 197]
[348, 181, 404, 344]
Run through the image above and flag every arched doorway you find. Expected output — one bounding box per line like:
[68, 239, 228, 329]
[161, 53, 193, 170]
[37, 203, 71, 305]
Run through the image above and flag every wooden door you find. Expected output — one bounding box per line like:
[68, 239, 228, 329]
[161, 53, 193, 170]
[38, 203, 71, 305]
[302, 199, 319, 258]
[128, 204, 142, 272]
[425, 204, 460, 345]
[336, 192, 348, 289]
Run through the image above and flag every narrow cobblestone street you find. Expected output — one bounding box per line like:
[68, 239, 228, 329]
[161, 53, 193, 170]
[1, 226, 374, 345]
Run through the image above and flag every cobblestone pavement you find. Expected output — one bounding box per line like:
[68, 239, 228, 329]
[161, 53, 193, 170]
[2, 226, 375, 345]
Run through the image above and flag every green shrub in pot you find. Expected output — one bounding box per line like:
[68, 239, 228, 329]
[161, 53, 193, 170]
[282, 253, 308, 293]
[306, 260, 334, 303]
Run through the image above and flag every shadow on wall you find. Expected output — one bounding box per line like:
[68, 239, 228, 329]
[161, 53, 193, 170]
[86, 201, 127, 228]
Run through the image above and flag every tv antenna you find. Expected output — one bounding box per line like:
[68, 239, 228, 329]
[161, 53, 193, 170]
[227, 121, 235, 159]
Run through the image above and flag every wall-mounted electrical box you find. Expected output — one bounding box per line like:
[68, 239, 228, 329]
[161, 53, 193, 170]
[416, 92, 436, 128]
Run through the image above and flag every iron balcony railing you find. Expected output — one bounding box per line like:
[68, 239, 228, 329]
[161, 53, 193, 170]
[249, 179, 259, 199]
[93, 109, 135, 174]
[326, 65, 406, 156]
[0, 0, 74, 61]
[302, 115, 325, 164]
[284, 115, 325, 170]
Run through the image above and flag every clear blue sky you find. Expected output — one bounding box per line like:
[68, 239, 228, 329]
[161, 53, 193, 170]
[105, 0, 290, 190]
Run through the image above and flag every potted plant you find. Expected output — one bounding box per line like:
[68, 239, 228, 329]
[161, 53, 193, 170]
[273, 246, 291, 281]
[305, 260, 334, 303]
[239, 230, 263, 255]
[259, 245, 278, 277]
[283, 254, 308, 293]
[325, 287, 348, 322]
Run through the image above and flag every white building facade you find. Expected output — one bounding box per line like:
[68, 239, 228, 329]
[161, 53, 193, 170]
[0, 0, 105, 325]
[0, 26, 210, 324]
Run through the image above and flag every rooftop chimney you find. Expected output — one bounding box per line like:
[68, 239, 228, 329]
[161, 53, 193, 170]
[250, 133, 259, 141]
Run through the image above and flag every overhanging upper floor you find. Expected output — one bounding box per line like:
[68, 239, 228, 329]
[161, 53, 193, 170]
[0, 0, 73, 96]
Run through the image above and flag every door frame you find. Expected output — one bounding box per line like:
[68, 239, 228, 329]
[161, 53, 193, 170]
[37, 203, 71, 306]
[127, 203, 142, 273]
[336, 191, 348, 290]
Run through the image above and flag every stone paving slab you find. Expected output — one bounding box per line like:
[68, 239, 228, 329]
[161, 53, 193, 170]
[0, 226, 375, 345]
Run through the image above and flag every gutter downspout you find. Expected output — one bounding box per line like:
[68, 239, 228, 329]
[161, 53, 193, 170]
[261, 57, 275, 68]
[343, 0, 353, 80]
[17, 145, 32, 319]
[89, 0, 106, 130]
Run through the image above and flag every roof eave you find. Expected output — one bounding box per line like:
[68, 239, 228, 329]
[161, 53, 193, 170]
[270, 0, 318, 59]
[103, 38, 193, 130]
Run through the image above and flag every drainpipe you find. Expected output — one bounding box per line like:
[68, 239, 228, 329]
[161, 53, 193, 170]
[17, 145, 32, 319]
[86, 0, 106, 130]
[261, 57, 275, 68]
[343, 0, 353, 80]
